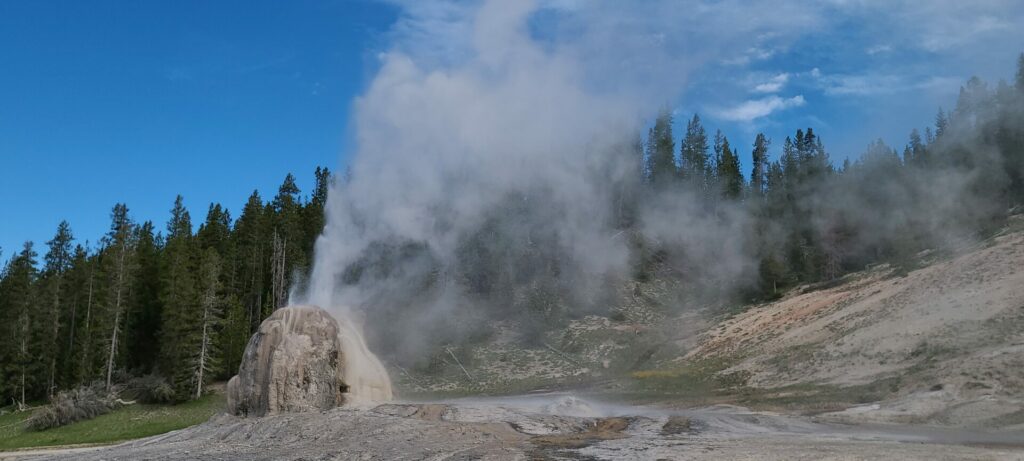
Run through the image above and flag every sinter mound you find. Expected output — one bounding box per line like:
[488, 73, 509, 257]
[227, 305, 371, 417]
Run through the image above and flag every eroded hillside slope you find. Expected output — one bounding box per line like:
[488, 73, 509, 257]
[685, 220, 1024, 427]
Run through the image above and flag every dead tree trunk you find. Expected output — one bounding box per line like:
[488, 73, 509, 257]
[270, 229, 288, 310]
[48, 278, 62, 397]
[18, 305, 29, 408]
[195, 255, 220, 400]
[105, 236, 129, 391]
[196, 308, 211, 400]
[79, 270, 94, 383]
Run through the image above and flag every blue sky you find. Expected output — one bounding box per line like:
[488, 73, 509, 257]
[0, 0, 397, 256]
[3, 0, 1023, 258]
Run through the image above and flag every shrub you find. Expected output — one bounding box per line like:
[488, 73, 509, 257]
[26, 384, 121, 431]
[123, 374, 175, 404]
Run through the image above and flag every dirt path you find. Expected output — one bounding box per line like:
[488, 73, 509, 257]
[0, 445, 110, 460]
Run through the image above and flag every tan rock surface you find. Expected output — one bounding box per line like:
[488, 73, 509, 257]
[227, 306, 347, 417]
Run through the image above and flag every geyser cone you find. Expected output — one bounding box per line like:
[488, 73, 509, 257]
[227, 305, 391, 417]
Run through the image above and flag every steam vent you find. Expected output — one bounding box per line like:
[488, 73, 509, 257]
[227, 306, 349, 417]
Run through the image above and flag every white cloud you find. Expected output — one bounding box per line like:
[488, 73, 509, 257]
[814, 71, 961, 96]
[723, 46, 785, 66]
[713, 95, 806, 122]
[865, 44, 892, 55]
[381, 0, 477, 66]
[753, 73, 790, 93]
[824, 0, 1023, 53]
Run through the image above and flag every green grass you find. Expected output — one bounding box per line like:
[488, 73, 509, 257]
[607, 357, 740, 405]
[0, 393, 224, 451]
[731, 378, 902, 414]
[620, 355, 907, 413]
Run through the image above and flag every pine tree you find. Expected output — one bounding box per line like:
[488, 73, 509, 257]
[643, 126, 655, 181]
[159, 196, 198, 399]
[219, 296, 248, 380]
[800, 128, 821, 179]
[197, 204, 232, 255]
[646, 108, 676, 187]
[42, 221, 74, 396]
[954, 77, 989, 127]
[780, 136, 798, 193]
[302, 167, 332, 266]
[1017, 53, 1024, 93]
[312, 167, 331, 207]
[794, 129, 806, 161]
[290, 167, 333, 302]
[61, 244, 91, 387]
[706, 129, 725, 210]
[716, 136, 743, 200]
[813, 135, 831, 177]
[197, 204, 235, 325]
[758, 254, 786, 297]
[750, 133, 769, 197]
[935, 108, 948, 138]
[270, 228, 288, 310]
[233, 190, 267, 332]
[102, 204, 136, 391]
[908, 129, 926, 165]
[765, 161, 785, 216]
[125, 222, 162, 373]
[0, 243, 40, 406]
[610, 133, 643, 229]
[712, 129, 725, 181]
[192, 248, 222, 399]
[73, 248, 101, 385]
[680, 114, 709, 190]
[44, 222, 74, 273]
[269, 173, 309, 310]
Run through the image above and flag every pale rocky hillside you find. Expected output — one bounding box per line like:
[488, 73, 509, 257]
[687, 221, 1024, 427]
[400, 218, 1024, 428]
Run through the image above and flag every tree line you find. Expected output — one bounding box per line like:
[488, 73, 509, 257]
[628, 55, 1024, 300]
[0, 168, 331, 406]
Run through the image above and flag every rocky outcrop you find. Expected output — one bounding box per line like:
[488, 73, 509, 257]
[227, 305, 348, 417]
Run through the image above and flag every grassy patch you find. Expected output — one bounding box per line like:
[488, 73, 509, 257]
[623, 354, 904, 413]
[618, 357, 740, 404]
[734, 378, 902, 414]
[0, 393, 224, 451]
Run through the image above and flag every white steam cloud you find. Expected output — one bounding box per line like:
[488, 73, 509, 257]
[305, 1, 640, 309]
[293, 0, 1024, 364]
[301, 0, 814, 314]
[297, 0, 719, 359]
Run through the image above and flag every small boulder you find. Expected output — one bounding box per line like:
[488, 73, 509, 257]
[227, 305, 348, 417]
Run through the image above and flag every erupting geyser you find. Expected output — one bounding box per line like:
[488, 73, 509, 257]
[331, 309, 393, 404]
[226, 305, 392, 417]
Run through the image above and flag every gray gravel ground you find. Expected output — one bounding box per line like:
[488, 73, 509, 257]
[17, 397, 1024, 461]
